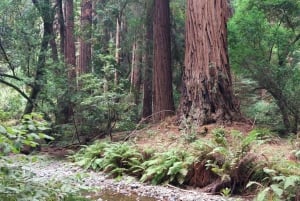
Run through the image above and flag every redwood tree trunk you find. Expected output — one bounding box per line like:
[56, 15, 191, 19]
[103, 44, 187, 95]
[178, 0, 240, 125]
[64, 0, 76, 78]
[153, 0, 175, 121]
[142, 0, 154, 119]
[79, 0, 92, 74]
[56, 0, 76, 124]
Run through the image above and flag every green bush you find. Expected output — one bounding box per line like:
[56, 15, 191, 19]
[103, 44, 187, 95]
[72, 141, 109, 170]
[192, 128, 264, 194]
[73, 142, 144, 178]
[140, 149, 194, 185]
[254, 167, 300, 201]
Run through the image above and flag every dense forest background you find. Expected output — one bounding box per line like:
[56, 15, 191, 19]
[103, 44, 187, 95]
[0, 0, 300, 200]
[1, 0, 299, 138]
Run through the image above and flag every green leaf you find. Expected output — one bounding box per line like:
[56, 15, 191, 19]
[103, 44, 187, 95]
[0, 125, 7, 134]
[270, 184, 283, 197]
[256, 187, 270, 201]
[284, 175, 300, 189]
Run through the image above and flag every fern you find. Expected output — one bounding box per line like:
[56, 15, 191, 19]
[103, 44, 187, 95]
[255, 167, 300, 201]
[100, 143, 144, 177]
[72, 141, 108, 170]
[140, 149, 194, 185]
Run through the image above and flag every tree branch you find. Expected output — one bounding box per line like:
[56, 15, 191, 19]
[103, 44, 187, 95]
[0, 79, 33, 105]
[0, 38, 16, 76]
[0, 73, 22, 81]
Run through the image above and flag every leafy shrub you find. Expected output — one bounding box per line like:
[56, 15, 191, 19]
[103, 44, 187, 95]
[73, 142, 143, 178]
[192, 128, 264, 194]
[0, 160, 90, 201]
[0, 114, 88, 201]
[72, 141, 109, 170]
[254, 167, 300, 201]
[100, 143, 144, 178]
[140, 149, 194, 185]
[0, 113, 52, 155]
[74, 70, 133, 136]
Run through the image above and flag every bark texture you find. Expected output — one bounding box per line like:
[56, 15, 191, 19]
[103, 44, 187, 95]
[78, 0, 92, 74]
[130, 40, 142, 105]
[56, 0, 76, 124]
[64, 0, 76, 78]
[153, 0, 175, 121]
[142, 0, 154, 119]
[179, 0, 240, 125]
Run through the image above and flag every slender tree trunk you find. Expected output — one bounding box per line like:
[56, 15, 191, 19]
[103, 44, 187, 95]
[153, 0, 175, 121]
[130, 39, 142, 105]
[114, 17, 121, 84]
[142, 0, 154, 119]
[178, 0, 240, 125]
[78, 0, 92, 74]
[24, 0, 54, 114]
[57, 0, 64, 55]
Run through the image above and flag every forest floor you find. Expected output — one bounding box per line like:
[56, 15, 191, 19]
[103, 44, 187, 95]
[9, 154, 241, 201]
[14, 118, 298, 201]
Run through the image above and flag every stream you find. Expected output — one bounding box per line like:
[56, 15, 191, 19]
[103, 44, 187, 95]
[8, 154, 242, 201]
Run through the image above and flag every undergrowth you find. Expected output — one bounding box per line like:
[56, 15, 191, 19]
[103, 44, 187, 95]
[71, 127, 300, 199]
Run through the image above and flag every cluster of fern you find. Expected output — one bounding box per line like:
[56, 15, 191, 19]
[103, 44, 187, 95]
[72, 128, 300, 200]
[72, 141, 194, 186]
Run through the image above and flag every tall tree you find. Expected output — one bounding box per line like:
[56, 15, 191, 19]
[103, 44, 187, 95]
[78, 0, 92, 74]
[178, 0, 240, 125]
[64, 0, 76, 78]
[142, 0, 154, 119]
[153, 0, 175, 121]
[56, 0, 76, 124]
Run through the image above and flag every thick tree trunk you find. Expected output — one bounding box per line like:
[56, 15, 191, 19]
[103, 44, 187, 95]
[178, 0, 240, 125]
[153, 0, 175, 121]
[142, 0, 154, 119]
[56, 0, 76, 124]
[78, 0, 92, 74]
[64, 0, 76, 78]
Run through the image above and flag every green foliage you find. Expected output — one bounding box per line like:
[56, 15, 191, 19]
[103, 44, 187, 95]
[73, 141, 143, 178]
[74, 69, 133, 135]
[229, 0, 300, 132]
[140, 149, 194, 185]
[72, 141, 109, 170]
[255, 168, 300, 201]
[0, 113, 52, 155]
[0, 113, 87, 201]
[100, 143, 144, 178]
[192, 128, 264, 193]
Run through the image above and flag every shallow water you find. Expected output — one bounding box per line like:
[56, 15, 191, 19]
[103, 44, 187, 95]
[92, 189, 157, 201]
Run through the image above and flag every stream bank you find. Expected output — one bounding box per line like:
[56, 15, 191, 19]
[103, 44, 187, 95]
[9, 154, 246, 201]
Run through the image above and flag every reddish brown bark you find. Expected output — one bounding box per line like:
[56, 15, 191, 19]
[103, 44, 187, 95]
[142, 0, 154, 119]
[153, 0, 175, 121]
[56, 0, 76, 124]
[178, 0, 240, 125]
[64, 0, 76, 78]
[57, 0, 64, 55]
[78, 0, 92, 74]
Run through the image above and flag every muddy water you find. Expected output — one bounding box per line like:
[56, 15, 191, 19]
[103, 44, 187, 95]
[92, 189, 157, 201]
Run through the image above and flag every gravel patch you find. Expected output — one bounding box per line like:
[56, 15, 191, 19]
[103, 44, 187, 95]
[7, 154, 244, 201]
